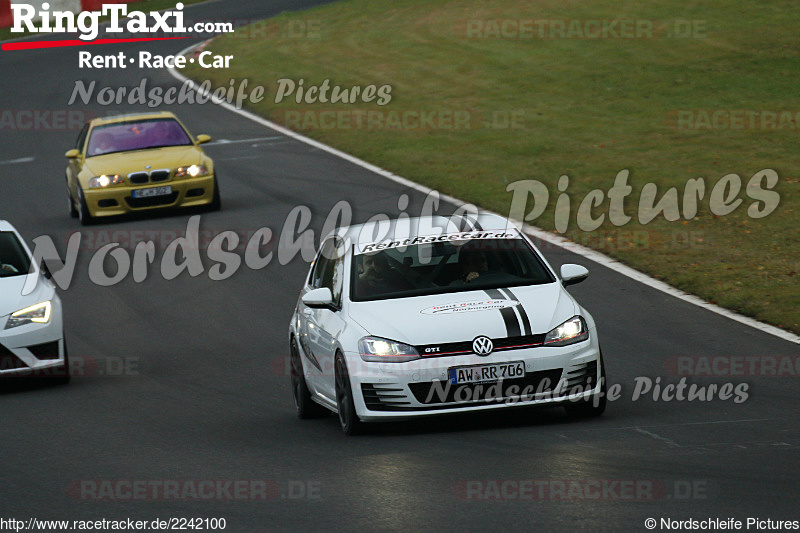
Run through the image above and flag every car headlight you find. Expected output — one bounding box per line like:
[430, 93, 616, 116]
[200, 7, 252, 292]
[175, 164, 209, 178]
[88, 175, 122, 188]
[544, 316, 589, 346]
[5, 301, 51, 329]
[358, 336, 420, 363]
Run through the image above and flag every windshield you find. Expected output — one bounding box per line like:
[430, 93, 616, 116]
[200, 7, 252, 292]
[86, 118, 193, 157]
[351, 237, 555, 301]
[0, 232, 31, 278]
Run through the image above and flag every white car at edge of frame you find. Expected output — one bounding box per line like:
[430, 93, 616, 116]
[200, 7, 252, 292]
[0, 221, 68, 384]
[288, 213, 605, 434]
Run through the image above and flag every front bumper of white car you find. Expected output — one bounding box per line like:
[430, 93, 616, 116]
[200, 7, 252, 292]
[0, 298, 66, 377]
[344, 330, 602, 421]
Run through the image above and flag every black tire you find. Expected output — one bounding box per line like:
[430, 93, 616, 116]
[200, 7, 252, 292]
[53, 335, 70, 385]
[67, 181, 78, 218]
[564, 355, 607, 418]
[334, 353, 365, 435]
[290, 338, 328, 419]
[77, 188, 93, 226]
[208, 177, 221, 211]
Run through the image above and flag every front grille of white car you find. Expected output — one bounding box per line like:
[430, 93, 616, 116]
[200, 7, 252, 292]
[407, 369, 564, 408]
[415, 333, 547, 359]
[361, 368, 566, 411]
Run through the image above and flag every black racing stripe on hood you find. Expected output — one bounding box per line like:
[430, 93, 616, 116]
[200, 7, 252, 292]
[484, 289, 521, 337]
[500, 287, 532, 336]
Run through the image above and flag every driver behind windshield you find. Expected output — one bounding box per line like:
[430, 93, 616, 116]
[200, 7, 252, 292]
[459, 249, 490, 283]
[357, 253, 411, 296]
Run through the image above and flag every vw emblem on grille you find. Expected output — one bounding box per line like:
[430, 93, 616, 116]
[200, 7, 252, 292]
[472, 336, 494, 356]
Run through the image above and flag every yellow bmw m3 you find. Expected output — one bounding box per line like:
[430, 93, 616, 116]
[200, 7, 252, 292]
[65, 111, 220, 225]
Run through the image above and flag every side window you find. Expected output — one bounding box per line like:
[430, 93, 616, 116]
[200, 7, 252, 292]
[310, 238, 344, 307]
[309, 239, 334, 289]
[329, 254, 344, 307]
[75, 124, 89, 152]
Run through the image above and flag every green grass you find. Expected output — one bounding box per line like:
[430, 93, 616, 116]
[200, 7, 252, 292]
[180, 0, 800, 335]
[0, 0, 210, 41]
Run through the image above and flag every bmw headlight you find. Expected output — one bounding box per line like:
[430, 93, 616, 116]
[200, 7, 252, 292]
[88, 174, 122, 188]
[358, 336, 420, 363]
[175, 164, 209, 178]
[5, 301, 51, 329]
[544, 316, 589, 346]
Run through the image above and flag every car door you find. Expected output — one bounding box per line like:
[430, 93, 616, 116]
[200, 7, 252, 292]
[300, 238, 347, 400]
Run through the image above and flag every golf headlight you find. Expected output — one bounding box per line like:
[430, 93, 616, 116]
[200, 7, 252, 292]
[5, 301, 51, 329]
[88, 174, 122, 188]
[359, 336, 420, 362]
[175, 164, 209, 177]
[544, 316, 588, 346]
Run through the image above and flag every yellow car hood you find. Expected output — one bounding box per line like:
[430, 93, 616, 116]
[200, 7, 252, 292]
[82, 145, 208, 179]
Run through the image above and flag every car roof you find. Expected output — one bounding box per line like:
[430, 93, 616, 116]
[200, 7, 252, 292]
[89, 111, 178, 127]
[0, 220, 17, 232]
[334, 212, 521, 244]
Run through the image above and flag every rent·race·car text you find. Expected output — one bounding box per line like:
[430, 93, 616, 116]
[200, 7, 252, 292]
[78, 51, 233, 69]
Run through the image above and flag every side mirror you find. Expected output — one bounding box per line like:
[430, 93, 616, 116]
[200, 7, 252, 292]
[196, 134, 212, 145]
[302, 287, 336, 310]
[560, 264, 589, 287]
[65, 149, 80, 159]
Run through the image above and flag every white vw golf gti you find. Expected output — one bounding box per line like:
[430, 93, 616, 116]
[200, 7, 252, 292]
[288, 214, 605, 434]
[0, 221, 68, 383]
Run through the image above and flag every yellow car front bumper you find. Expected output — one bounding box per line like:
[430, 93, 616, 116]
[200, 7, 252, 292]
[83, 175, 216, 217]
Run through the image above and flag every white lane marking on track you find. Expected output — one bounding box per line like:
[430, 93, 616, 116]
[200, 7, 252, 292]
[168, 42, 799, 345]
[594, 418, 777, 431]
[0, 157, 34, 165]
[214, 156, 263, 162]
[207, 136, 283, 146]
[634, 428, 681, 448]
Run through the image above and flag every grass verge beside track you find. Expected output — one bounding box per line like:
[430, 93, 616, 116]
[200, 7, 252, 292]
[179, 0, 800, 334]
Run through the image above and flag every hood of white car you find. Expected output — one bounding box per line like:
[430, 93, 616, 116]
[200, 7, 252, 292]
[0, 274, 54, 318]
[347, 283, 578, 345]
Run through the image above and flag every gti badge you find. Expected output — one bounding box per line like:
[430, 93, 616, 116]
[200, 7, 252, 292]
[472, 336, 494, 356]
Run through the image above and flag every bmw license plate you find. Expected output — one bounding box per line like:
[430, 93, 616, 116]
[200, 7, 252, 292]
[448, 361, 525, 384]
[132, 186, 172, 198]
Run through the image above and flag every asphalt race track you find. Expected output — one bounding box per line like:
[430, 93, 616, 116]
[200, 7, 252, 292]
[0, 1, 798, 531]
